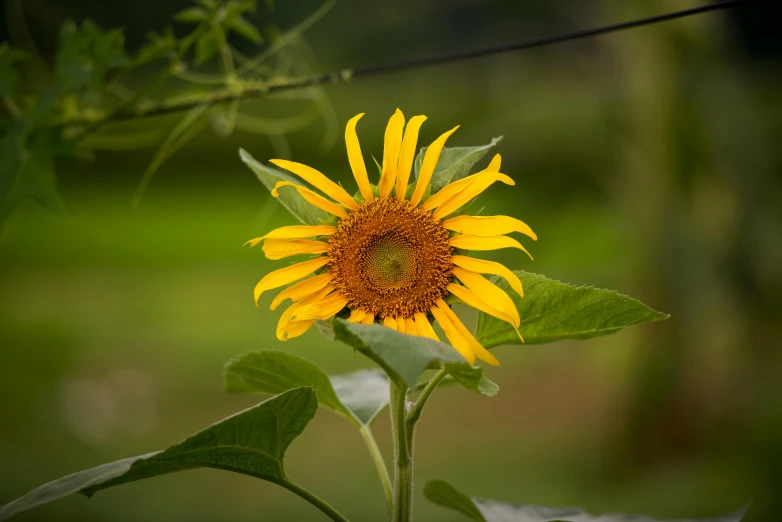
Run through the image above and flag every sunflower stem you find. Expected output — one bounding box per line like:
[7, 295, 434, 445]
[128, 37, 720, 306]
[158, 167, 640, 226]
[390, 381, 412, 522]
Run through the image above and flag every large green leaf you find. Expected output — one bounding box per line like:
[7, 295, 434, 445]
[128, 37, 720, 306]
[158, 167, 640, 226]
[424, 480, 747, 522]
[322, 319, 468, 388]
[475, 271, 668, 349]
[239, 148, 327, 225]
[0, 388, 317, 521]
[413, 137, 502, 193]
[225, 350, 389, 425]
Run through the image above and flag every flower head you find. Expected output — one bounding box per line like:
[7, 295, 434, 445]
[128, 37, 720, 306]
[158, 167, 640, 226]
[247, 110, 536, 365]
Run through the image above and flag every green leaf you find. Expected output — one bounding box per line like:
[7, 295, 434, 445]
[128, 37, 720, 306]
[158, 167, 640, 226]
[444, 363, 498, 397]
[55, 19, 128, 102]
[424, 480, 485, 521]
[474, 271, 669, 349]
[239, 148, 328, 225]
[1, 129, 68, 227]
[227, 15, 263, 44]
[175, 6, 208, 23]
[195, 31, 219, 65]
[323, 318, 468, 388]
[330, 368, 389, 425]
[225, 350, 389, 425]
[0, 388, 317, 521]
[0, 43, 27, 96]
[134, 28, 177, 66]
[424, 480, 747, 522]
[413, 137, 502, 193]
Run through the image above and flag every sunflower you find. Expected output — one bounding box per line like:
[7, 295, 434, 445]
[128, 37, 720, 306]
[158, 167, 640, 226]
[247, 109, 536, 365]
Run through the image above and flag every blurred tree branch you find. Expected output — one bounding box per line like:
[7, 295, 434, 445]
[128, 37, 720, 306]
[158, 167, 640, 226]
[0, 0, 747, 223]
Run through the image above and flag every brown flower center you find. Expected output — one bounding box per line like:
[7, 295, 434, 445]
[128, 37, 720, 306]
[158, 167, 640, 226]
[327, 197, 453, 319]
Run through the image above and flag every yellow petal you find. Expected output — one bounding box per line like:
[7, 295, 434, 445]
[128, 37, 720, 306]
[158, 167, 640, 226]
[361, 312, 375, 324]
[410, 125, 459, 206]
[276, 286, 333, 340]
[449, 235, 533, 260]
[345, 113, 373, 202]
[254, 256, 329, 305]
[436, 299, 499, 366]
[405, 317, 419, 336]
[379, 109, 405, 198]
[451, 255, 524, 297]
[452, 268, 519, 326]
[290, 291, 348, 322]
[396, 115, 427, 199]
[447, 283, 522, 342]
[447, 283, 516, 327]
[396, 316, 407, 334]
[262, 239, 330, 260]
[279, 319, 315, 341]
[442, 215, 536, 240]
[421, 154, 503, 211]
[270, 159, 358, 210]
[430, 305, 475, 364]
[270, 272, 332, 311]
[259, 225, 337, 240]
[277, 305, 298, 340]
[485, 153, 501, 172]
[414, 312, 439, 341]
[244, 237, 264, 247]
[272, 181, 348, 219]
[432, 172, 515, 220]
[246, 225, 333, 247]
[383, 315, 397, 330]
[348, 308, 367, 323]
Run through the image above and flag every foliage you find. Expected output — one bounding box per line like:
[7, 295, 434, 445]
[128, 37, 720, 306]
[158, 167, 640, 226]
[0, 4, 750, 516]
[225, 350, 389, 426]
[0, 388, 321, 521]
[0, 0, 337, 226]
[413, 136, 502, 193]
[240, 148, 328, 225]
[0, 128, 749, 522]
[424, 480, 747, 522]
[475, 271, 669, 348]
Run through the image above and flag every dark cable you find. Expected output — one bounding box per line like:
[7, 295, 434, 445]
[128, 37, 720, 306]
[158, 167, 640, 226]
[112, 0, 745, 121]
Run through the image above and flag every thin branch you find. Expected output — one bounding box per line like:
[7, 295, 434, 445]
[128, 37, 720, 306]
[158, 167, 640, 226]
[71, 1, 743, 129]
[234, 0, 339, 76]
[406, 369, 447, 429]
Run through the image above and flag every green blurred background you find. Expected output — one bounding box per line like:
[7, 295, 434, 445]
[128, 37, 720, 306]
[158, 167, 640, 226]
[1, 0, 781, 520]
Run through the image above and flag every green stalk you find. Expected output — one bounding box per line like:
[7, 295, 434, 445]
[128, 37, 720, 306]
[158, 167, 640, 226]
[390, 382, 412, 522]
[358, 423, 393, 517]
[279, 478, 351, 522]
[406, 370, 447, 430]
